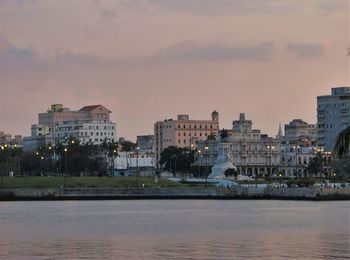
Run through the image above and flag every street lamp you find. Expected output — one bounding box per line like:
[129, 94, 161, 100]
[279, 173, 282, 187]
[293, 145, 300, 179]
[64, 147, 68, 189]
[198, 149, 201, 178]
[136, 146, 140, 188]
[267, 144, 274, 179]
[40, 156, 44, 176]
[204, 144, 209, 186]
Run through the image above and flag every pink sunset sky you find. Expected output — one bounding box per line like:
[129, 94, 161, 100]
[0, 0, 349, 141]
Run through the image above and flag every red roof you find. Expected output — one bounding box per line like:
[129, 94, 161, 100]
[79, 105, 111, 113]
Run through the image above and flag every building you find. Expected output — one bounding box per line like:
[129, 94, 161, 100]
[38, 104, 111, 128]
[0, 131, 23, 147]
[136, 135, 154, 153]
[280, 144, 332, 178]
[54, 120, 116, 145]
[195, 113, 281, 177]
[23, 104, 116, 150]
[23, 125, 53, 151]
[154, 111, 220, 168]
[114, 151, 155, 176]
[317, 87, 350, 151]
[284, 119, 317, 146]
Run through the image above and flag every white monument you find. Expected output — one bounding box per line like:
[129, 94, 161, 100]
[208, 144, 237, 179]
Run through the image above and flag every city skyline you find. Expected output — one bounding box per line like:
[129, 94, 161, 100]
[1, 0, 349, 140]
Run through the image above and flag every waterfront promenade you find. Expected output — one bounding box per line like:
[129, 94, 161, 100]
[0, 186, 349, 201]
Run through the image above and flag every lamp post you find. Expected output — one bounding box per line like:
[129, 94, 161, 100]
[293, 145, 300, 179]
[267, 144, 274, 181]
[112, 149, 117, 176]
[40, 156, 44, 176]
[204, 144, 209, 186]
[0, 145, 4, 188]
[279, 173, 282, 187]
[198, 150, 201, 178]
[64, 147, 68, 189]
[332, 172, 337, 188]
[136, 146, 140, 188]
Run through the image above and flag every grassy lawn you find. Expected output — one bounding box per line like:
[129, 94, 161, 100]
[0, 176, 187, 189]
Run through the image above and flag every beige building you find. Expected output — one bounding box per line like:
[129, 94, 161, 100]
[38, 104, 111, 127]
[154, 111, 219, 168]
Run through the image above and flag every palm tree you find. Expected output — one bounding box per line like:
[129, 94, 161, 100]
[333, 127, 350, 158]
[207, 132, 217, 141]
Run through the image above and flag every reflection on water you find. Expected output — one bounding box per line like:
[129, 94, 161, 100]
[0, 200, 349, 259]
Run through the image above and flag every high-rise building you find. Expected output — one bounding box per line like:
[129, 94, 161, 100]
[317, 87, 350, 151]
[154, 111, 220, 168]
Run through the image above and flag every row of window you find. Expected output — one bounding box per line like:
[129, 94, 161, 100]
[178, 132, 208, 137]
[88, 125, 114, 130]
[56, 131, 114, 137]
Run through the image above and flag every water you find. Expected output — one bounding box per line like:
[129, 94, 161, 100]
[0, 200, 349, 259]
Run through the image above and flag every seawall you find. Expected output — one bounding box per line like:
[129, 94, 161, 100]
[0, 187, 349, 201]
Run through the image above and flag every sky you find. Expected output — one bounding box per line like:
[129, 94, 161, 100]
[0, 0, 349, 141]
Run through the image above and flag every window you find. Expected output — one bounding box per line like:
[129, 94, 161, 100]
[184, 132, 186, 136]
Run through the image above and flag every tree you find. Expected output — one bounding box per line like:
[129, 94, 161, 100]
[207, 132, 217, 141]
[121, 140, 137, 172]
[100, 138, 118, 175]
[306, 152, 324, 177]
[159, 146, 194, 175]
[220, 129, 229, 142]
[333, 127, 350, 158]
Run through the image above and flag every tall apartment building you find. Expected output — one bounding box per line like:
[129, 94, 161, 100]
[154, 111, 220, 168]
[317, 87, 350, 151]
[284, 119, 317, 145]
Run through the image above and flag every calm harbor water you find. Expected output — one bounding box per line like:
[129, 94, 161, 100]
[0, 200, 349, 259]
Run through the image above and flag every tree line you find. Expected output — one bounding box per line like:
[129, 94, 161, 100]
[0, 138, 137, 177]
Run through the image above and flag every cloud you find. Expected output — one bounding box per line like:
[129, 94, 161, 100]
[122, 0, 347, 16]
[0, 0, 39, 5]
[93, 0, 119, 21]
[287, 43, 325, 59]
[153, 41, 275, 62]
[0, 34, 120, 73]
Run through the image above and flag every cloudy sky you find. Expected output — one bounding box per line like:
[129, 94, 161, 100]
[0, 0, 349, 140]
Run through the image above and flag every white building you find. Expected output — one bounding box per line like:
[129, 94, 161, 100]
[317, 87, 350, 151]
[195, 113, 281, 177]
[54, 120, 116, 145]
[114, 151, 155, 176]
[280, 144, 332, 178]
